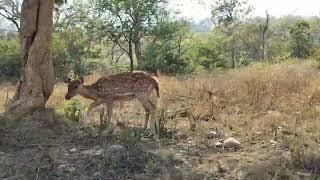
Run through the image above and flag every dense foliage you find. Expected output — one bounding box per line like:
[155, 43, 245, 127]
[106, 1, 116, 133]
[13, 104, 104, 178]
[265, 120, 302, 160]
[1, 0, 320, 78]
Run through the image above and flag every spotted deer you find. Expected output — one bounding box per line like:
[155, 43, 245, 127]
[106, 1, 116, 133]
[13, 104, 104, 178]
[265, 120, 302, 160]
[64, 72, 160, 137]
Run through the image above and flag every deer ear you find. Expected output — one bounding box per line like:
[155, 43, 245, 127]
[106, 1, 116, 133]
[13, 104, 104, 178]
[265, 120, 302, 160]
[64, 77, 71, 83]
[79, 77, 84, 84]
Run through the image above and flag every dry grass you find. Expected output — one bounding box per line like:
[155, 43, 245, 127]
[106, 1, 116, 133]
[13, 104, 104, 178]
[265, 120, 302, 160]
[1, 61, 320, 178]
[1, 62, 320, 142]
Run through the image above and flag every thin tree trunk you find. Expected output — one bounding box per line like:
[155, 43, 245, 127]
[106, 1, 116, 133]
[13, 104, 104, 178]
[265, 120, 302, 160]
[8, 0, 55, 113]
[260, 11, 270, 61]
[261, 35, 265, 60]
[231, 48, 235, 69]
[133, 40, 142, 65]
[129, 39, 134, 72]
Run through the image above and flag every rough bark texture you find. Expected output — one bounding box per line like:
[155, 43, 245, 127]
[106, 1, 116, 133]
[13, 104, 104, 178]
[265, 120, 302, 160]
[8, 0, 55, 113]
[133, 40, 142, 65]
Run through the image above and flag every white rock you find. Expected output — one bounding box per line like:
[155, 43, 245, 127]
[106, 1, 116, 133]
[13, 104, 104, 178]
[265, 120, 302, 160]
[69, 148, 77, 152]
[215, 141, 223, 147]
[207, 131, 218, 139]
[270, 140, 278, 146]
[267, 110, 281, 117]
[223, 137, 241, 149]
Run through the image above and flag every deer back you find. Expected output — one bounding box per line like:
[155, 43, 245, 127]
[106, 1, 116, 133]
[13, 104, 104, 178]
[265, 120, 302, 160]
[89, 72, 158, 99]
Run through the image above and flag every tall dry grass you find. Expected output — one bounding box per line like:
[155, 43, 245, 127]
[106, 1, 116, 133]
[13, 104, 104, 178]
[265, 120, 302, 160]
[1, 62, 320, 178]
[155, 62, 320, 145]
[1, 62, 320, 143]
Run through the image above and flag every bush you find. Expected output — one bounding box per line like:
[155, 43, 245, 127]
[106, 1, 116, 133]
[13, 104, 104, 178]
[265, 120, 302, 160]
[139, 20, 196, 74]
[290, 143, 320, 173]
[0, 39, 21, 80]
[52, 33, 71, 79]
[63, 99, 86, 122]
[120, 128, 141, 149]
[197, 43, 227, 70]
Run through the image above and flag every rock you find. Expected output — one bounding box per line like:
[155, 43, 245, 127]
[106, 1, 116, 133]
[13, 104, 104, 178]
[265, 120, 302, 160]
[297, 172, 312, 177]
[222, 137, 241, 149]
[207, 131, 218, 139]
[107, 144, 125, 153]
[69, 148, 77, 152]
[267, 110, 281, 117]
[215, 141, 223, 147]
[270, 140, 277, 146]
[187, 137, 192, 144]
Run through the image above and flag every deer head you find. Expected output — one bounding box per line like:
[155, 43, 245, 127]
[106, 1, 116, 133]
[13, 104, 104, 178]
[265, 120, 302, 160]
[64, 77, 84, 100]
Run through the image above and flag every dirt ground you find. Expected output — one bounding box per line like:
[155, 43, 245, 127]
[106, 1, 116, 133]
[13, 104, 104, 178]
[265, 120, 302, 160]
[0, 107, 314, 180]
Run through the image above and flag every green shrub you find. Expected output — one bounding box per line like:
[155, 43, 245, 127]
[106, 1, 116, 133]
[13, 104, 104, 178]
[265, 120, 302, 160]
[120, 128, 141, 149]
[139, 20, 196, 74]
[52, 33, 71, 79]
[290, 143, 320, 173]
[63, 99, 86, 122]
[0, 39, 21, 80]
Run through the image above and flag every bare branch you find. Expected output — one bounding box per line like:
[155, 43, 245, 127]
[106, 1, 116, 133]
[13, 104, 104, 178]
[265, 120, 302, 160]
[0, 0, 21, 31]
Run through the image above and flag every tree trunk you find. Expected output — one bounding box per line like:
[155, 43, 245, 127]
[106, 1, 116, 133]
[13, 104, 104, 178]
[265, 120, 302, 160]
[8, 0, 55, 113]
[133, 40, 142, 65]
[231, 48, 235, 69]
[129, 39, 134, 72]
[261, 35, 265, 60]
[260, 11, 270, 61]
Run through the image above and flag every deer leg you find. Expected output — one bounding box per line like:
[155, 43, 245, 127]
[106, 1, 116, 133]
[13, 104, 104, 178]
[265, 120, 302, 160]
[105, 102, 113, 129]
[141, 108, 150, 136]
[138, 97, 158, 139]
[148, 100, 159, 138]
[144, 108, 150, 130]
[141, 102, 150, 130]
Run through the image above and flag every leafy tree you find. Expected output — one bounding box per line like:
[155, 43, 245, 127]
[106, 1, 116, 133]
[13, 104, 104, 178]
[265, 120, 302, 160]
[211, 0, 252, 26]
[53, 1, 104, 78]
[95, 0, 166, 70]
[140, 20, 195, 74]
[197, 42, 226, 70]
[0, 39, 20, 79]
[211, 0, 252, 68]
[289, 20, 313, 58]
[61, 28, 101, 77]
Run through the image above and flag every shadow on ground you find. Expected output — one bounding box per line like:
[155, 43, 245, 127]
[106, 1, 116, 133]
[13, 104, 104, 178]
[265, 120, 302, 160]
[0, 110, 209, 180]
[1, 109, 319, 180]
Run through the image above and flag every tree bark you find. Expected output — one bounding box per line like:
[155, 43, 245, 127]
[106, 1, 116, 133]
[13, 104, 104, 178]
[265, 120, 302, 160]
[8, 0, 55, 113]
[260, 11, 270, 61]
[133, 40, 142, 65]
[129, 39, 134, 72]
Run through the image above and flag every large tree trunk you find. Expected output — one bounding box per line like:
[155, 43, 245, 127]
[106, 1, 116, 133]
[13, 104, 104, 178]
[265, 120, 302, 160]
[8, 0, 55, 113]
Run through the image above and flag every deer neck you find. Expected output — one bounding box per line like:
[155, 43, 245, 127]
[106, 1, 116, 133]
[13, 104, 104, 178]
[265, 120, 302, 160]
[78, 85, 98, 100]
